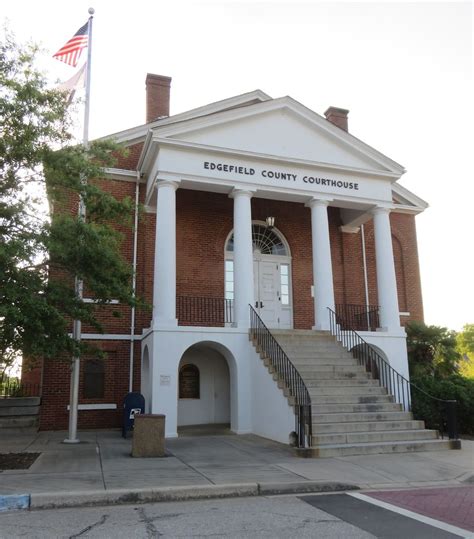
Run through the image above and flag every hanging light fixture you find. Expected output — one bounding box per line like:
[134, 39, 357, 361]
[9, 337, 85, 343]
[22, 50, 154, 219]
[265, 216, 275, 229]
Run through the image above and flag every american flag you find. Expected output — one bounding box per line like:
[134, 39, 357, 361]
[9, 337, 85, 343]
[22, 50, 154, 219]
[53, 21, 89, 67]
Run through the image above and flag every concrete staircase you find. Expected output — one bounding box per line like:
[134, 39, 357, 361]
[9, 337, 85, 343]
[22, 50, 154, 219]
[260, 329, 460, 457]
[0, 397, 40, 431]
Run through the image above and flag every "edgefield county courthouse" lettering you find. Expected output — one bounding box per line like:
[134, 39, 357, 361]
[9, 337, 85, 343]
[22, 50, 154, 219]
[203, 161, 360, 190]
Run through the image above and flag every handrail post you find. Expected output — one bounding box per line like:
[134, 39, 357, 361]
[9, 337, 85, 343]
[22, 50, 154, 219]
[446, 400, 458, 440]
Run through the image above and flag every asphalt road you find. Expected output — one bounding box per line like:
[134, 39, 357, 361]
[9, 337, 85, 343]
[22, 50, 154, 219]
[0, 493, 464, 538]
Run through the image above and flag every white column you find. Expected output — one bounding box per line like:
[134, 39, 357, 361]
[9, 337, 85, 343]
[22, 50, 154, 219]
[231, 189, 254, 328]
[152, 180, 179, 328]
[372, 206, 401, 332]
[308, 198, 335, 331]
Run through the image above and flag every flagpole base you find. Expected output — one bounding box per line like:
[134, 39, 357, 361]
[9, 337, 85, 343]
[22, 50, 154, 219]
[63, 438, 80, 444]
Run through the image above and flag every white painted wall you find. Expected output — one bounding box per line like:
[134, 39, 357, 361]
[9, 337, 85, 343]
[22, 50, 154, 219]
[358, 331, 409, 379]
[178, 346, 230, 426]
[250, 348, 295, 445]
[350, 330, 410, 408]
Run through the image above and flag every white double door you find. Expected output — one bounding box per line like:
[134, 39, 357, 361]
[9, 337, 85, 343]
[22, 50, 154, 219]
[253, 256, 292, 329]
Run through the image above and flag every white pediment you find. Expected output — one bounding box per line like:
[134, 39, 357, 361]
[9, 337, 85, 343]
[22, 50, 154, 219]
[153, 97, 405, 176]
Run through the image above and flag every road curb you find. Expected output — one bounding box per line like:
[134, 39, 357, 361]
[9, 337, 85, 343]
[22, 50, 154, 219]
[10, 481, 360, 511]
[29, 483, 259, 510]
[258, 481, 359, 495]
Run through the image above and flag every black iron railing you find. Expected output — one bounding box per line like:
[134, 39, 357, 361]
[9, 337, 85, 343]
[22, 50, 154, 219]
[335, 304, 380, 332]
[0, 380, 40, 398]
[249, 305, 312, 448]
[328, 308, 458, 440]
[177, 296, 233, 327]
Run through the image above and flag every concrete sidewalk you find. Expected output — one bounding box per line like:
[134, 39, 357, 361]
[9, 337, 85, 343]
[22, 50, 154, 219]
[0, 429, 472, 510]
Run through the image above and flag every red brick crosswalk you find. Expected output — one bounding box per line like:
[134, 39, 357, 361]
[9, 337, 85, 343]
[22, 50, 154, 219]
[367, 486, 474, 532]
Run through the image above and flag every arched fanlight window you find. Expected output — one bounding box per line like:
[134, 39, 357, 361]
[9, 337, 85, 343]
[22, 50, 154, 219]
[226, 224, 288, 256]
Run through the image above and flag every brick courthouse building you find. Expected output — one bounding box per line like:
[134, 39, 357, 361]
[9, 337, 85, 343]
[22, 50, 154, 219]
[38, 74, 433, 452]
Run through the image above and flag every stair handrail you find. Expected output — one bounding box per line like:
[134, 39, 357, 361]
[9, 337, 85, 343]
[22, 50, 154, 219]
[249, 305, 312, 448]
[327, 308, 459, 440]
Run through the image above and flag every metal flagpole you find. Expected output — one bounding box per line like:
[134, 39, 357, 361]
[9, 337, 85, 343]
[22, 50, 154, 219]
[64, 7, 94, 444]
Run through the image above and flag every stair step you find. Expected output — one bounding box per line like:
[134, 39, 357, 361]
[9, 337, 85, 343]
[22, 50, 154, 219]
[299, 372, 371, 381]
[312, 419, 424, 434]
[271, 329, 330, 337]
[0, 406, 39, 416]
[306, 379, 380, 387]
[312, 429, 439, 445]
[314, 403, 402, 414]
[0, 415, 39, 428]
[290, 358, 358, 366]
[308, 385, 387, 396]
[281, 348, 345, 354]
[296, 365, 367, 373]
[310, 394, 393, 404]
[0, 397, 40, 407]
[312, 411, 412, 424]
[307, 439, 460, 458]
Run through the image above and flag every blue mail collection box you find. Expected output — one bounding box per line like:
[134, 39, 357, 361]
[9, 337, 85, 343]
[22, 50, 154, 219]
[122, 392, 145, 438]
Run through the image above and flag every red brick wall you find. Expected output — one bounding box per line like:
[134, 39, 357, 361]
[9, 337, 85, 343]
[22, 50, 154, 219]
[39, 172, 425, 429]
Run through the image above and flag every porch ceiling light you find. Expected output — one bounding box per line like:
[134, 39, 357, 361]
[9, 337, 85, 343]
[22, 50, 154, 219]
[266, 216, 275, 229]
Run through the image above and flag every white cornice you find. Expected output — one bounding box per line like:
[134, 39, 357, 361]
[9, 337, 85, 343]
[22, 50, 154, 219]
[104, 168, 144, 183]
[392, 182, 428, 210]
[149, 169, 395, 209]
[144, 137, 401, 181]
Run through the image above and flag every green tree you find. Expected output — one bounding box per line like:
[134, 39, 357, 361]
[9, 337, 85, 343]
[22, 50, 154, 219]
[456, 324, 474, 378]
[406, 321, 461, 378]
[0, 33, 135, 370]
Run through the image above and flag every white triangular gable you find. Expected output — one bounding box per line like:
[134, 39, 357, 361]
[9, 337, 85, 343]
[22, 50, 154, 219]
[154, 97, 405, 176]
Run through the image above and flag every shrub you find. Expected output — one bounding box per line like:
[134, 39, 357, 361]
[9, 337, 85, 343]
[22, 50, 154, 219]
[410, 374, 474, 436]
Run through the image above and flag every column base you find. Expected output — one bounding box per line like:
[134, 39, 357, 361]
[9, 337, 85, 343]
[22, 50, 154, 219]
[376, 326, 406, 336]
[152, 318, 178, 330]
[312, 324, 330, 331]
[235, 320, 250, 330]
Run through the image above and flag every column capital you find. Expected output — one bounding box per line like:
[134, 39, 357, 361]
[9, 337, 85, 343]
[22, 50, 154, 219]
[371, 205, 393, 216]
[305, 197, 333, 209]
[156, 179, 180, 191]
[229, 187, 256, 199]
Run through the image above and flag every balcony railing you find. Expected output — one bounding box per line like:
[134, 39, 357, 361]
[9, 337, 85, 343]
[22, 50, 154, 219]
[177, 296, 234, 327]
[335, 304, 379, 332]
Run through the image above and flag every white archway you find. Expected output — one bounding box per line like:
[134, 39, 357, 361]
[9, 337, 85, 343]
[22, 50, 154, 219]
[177, 341, 236, 429]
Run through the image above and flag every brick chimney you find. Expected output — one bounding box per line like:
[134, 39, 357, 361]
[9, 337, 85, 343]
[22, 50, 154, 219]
[145, 74, 171, 123]
[324, 106, 349, 132]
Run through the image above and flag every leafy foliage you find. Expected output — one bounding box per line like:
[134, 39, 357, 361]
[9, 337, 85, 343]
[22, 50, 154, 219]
[411, 374, 474, 435]
[0, 33, 136, 369]
[456, 324, 474, 379]
[406, 321, 461, 378]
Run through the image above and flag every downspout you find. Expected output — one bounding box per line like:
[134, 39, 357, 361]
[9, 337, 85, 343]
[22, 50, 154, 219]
[128, 170, 140, 392]
[361, 224, 370, 329]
